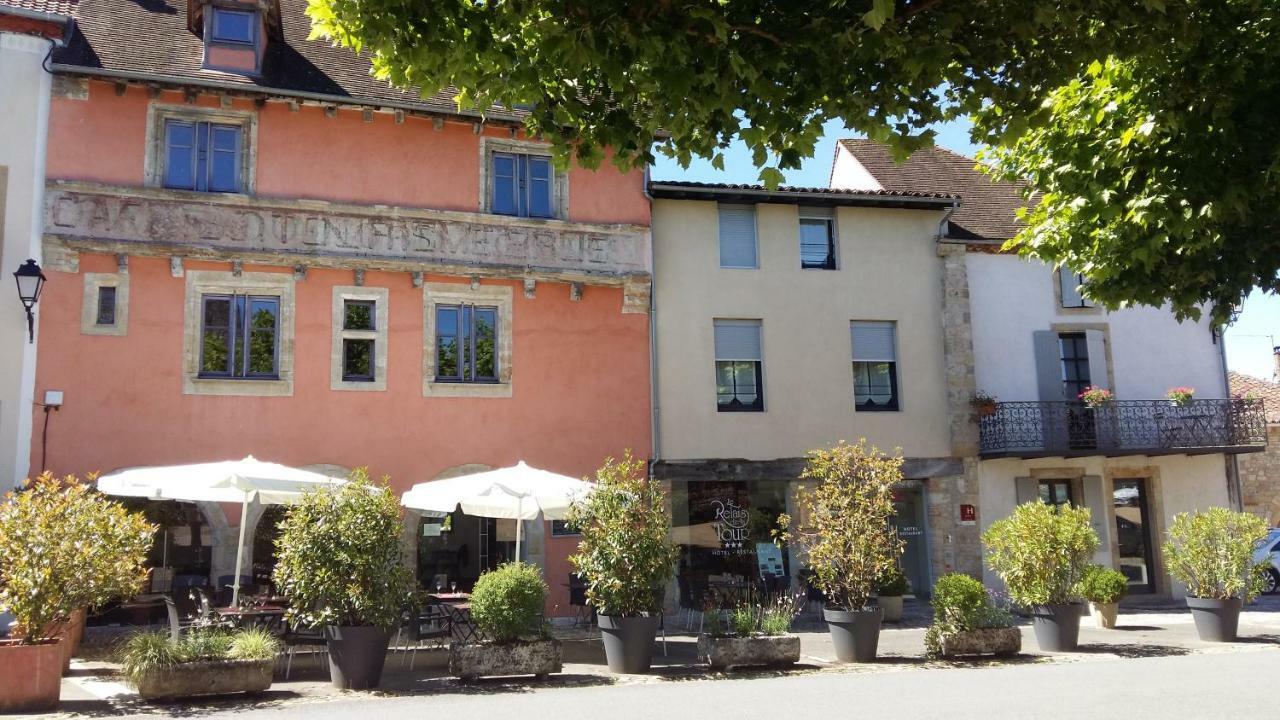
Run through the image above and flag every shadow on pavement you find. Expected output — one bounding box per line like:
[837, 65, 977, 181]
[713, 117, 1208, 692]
[1074, 643, 1191, 659]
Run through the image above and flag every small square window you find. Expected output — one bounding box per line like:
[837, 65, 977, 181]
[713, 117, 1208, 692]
[210, 7, 256, 44]
[343, 300, 375, 331]
[96, 286, 117, 326]
[342, 338, 375, 382]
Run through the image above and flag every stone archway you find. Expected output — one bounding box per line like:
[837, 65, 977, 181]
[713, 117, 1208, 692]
[238, 464, 353, 587]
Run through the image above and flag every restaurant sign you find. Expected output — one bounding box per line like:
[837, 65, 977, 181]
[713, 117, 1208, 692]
[711, 498, 751, 556]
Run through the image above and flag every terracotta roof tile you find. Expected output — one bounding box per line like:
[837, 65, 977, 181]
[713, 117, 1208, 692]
[1228, 372, 1280, 424]
[837, 139, 1031, 241]
[50, 0, 522, 121]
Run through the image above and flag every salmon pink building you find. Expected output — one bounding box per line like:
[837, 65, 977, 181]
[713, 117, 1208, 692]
[33, 0, 652, 615]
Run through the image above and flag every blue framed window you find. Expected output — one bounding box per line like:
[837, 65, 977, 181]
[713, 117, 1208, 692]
[491, 152, 554, 218]
[164, 120, 242, 193]
[210, 7, 256, 45]
[200, 294, 280, 379]
[435, 304, 498, 382]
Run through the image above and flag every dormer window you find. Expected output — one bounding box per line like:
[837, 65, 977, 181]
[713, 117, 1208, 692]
[210, 7, 256, 44]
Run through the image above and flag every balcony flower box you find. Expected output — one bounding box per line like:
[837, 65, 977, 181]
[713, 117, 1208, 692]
[696, 633, 801, 671]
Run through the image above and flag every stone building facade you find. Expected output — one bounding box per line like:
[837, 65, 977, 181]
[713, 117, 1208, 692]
[1228, 371, 1280, 525]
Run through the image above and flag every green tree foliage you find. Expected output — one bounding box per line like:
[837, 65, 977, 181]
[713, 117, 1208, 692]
[0, 473, 155, 643]
[469, 562, 548, 643]
[273, 468, 411, 631]
[566, 451, 678, 617]
[307, 0, 1276, 319]
[778, 440, 904, 611]
[982, 502, 1099, 608]
[1162, 507, 1270, 601]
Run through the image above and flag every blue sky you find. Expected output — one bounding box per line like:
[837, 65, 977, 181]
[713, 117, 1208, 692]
[651, 119, 1278, 383]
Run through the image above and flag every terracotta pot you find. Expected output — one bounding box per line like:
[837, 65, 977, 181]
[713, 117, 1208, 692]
[44, 609, 87, 673]
[1089, 601, 1118, 629]
[0, 639, 62, 712]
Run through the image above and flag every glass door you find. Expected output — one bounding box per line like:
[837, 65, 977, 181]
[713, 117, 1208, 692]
[1113, 478, 1156, 593]
[891, 487, 930, 597]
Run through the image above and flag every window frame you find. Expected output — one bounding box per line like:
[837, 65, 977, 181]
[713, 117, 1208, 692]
[209, 6, 257, 45]
[183, 271, 294, 397]
[713, 319, 765, 413]
[422, 282, 514, 398]
[1039, 479, 1075, 508]
[162, 119, 244, 193]
[433, 303, 500, 384]
[331, 287, 388, 392]
[1058, 331, 1091, 400]
[197, 293, 281, 380]
[851, 321, 900, 412]
[798, 208, 837, 270]
[1057, 267, 1096, 310]
[479, 137, 567, 220]
[96, 286, 117, 326]
[146, 104, 257, 195]
[81, 272, 129, 337]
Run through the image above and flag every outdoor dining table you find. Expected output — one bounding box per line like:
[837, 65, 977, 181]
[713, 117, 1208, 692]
[216, 604, 287, 633]
[428, 593, 479, 643]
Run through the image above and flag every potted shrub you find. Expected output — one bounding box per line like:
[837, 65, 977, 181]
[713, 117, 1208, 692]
[0, 473, 153, 712]
[121, 628, 279, 700]
[876, 566, 910, 623]
[1162, 507, 1270, 642]
[697, 591, 804, 671]
[1078, 386, 1114, 409]
[450, 562, 562, 681]
[778, 440, 905, 663]
[566, 452, 677, 674]
[1078, 565, 1128, 629]
[982, 502, 1098, 652]
[923, 574, 1020, 659]
[970, 391, 998, 417]
[1166, 387, 1195, 407]
[273, 469, 411, 689]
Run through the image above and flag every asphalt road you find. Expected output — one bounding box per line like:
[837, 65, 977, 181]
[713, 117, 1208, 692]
[226, 647, 1279, 720]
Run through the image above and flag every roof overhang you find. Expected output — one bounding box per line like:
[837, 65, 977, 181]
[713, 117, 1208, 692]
[649, 181, 958, 210]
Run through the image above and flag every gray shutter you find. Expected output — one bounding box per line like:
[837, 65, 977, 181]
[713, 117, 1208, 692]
[1059, 269, 1084, 308]
[1015, 477, 1039, 505]
[1033, 331, 1065, 401]
[713, 320, 762, 360]
[718, 204, 758, 268]
[851, 322, 897, 362]
[1081, 475, 1112, 564]
[1084, 330, 1109, 390]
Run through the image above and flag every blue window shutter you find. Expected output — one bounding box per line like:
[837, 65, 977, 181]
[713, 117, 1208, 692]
[718, 204, 758, 268]
[527, 156, 554, 218]
[164, 120, 196, 190]
[491, 153, 518, 216]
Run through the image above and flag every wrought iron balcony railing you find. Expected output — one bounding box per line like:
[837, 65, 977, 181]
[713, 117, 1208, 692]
[978, 398, 1267, 458]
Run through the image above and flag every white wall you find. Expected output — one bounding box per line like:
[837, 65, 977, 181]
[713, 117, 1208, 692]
[0, 32, 55, 489]
[828, 150, 882, 191]
[967, 252, 1226, 402]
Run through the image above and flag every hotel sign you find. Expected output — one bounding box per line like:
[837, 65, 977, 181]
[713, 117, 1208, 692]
[44, 183, 649, 277]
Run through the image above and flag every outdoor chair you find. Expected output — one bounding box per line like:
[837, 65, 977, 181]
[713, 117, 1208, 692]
[282, 622, 329, 679]
[568, 573, 594, 628]
[398, 604, 452, 671]
[162, 596, 198, 642]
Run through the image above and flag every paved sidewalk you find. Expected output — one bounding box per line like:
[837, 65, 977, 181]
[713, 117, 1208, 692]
[53, 596, 1280, 718]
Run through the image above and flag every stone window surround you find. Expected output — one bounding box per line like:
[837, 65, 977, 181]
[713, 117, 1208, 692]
[81, 272, 129, 336]
[477, 136, 569, 220]
[182, 270, 294, 397]
[144, 102, 258, 195]
[331, 285, 389, 392]
[1052, 267, 1103, 316]
[422, 282, 514, 398]
[1049, 322, 1116, 392]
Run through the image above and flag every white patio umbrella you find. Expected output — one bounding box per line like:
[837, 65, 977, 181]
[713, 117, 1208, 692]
[400, 461, 593, 560]
[97, 456, 347, 606]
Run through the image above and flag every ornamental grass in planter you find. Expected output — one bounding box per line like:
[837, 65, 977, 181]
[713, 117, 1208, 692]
[273, 469, 411, 690]
[778, 440, 905, 663]
[121, 628, 279, 700]
[923, 574, 1019, 659]
[0, 473, 153, 712]
[1162, 507, 1270, 642]
[982, 502, 1098, 652]
[451, 562, 562, 682]
[1078, 565, 1128, 629]
[566, 452, 678, 674]
[698, 591, 805, 672]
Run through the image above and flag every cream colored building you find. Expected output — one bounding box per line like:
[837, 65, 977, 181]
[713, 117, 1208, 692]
[649, 181, 968, 605]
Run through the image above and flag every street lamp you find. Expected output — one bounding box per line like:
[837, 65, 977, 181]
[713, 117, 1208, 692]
[13, 259, 46, 344]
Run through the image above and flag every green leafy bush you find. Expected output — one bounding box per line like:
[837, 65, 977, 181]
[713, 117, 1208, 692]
[1077, 565, 1129, 604]
[121, 629, 280, 687]
[469, 562, 548, 643]
[923, 574, 1014, 658]
[982, 502, 1098, 607]
[778, 440, 905, 611]
[273, 469, 412, 631]
[0, 473, 154, 643]
[567, 452, 678, 617]
[877, 566, 910, 597]
[1163, 507, 1270, 601]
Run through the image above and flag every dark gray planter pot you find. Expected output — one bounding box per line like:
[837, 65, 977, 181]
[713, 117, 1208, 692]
[597, 614, 658, 674]
[1186, 596, 1243, 642]
[324, 625, 390, 690]
[1029, 603, 1084, 652]
[133, 659, 274, 700]
[449, 639, 563, 681]
[824, 607, 883, 662]
[696, 633, 801, 671]
[940, 627, 1022, 658]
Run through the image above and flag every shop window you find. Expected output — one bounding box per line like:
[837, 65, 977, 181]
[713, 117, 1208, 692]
[851, 321, 899, 411]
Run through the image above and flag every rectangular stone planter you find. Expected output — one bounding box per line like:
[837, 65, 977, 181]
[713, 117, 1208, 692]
[132, 659, 274, 701]
[449, 639, 562, 681]
[940, 627, 1021, 658]
[696, 633, 801, 671]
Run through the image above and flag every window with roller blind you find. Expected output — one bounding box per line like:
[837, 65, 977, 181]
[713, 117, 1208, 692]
[851, 321, 899, 411]
[718, 204, 759, 269]
[714, 319, 764, 412]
